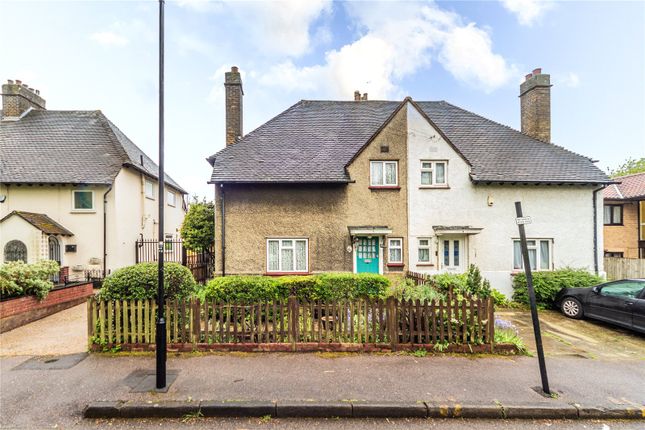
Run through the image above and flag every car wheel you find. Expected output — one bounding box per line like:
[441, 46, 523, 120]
[561, 297, 583, 319]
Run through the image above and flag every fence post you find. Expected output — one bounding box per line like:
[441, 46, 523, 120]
[192, 298, 201, 345]
[288, 296, 298, 352]
[135, 240, 139, 264]
[387, 297, 397, 351]
[87, 297, 94, 349]
[182, 244, 187, 266]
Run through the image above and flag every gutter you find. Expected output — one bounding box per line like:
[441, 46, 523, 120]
[592, 185, 606, 275]
[103, 186, 113, 277]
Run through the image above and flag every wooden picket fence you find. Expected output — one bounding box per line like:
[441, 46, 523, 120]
[87, 293, 494, 352]
[604, 257, 645, 281]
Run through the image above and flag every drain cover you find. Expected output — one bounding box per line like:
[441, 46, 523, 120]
[125, 369, 180, 393]
[13, 353, 88, 370]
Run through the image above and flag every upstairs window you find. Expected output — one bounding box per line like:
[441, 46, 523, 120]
[603, 204, 622, 225]
[145, 179, 155, 199]
[72, 190, 94, 211]
[420, 160, 447, 186]
[267, 238, 308, 273]
[513, 239, 552, 271]
[167, 191, 176, 207]
[370, 161, 398, 187]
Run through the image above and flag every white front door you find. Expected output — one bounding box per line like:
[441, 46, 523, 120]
[440, 237, 465, 272]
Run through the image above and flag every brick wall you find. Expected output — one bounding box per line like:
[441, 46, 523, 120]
[0, 282, 93, 333]
[519, 69, 551, 143]
[604, 201, 639, 258]
[224, 66, 243, 146]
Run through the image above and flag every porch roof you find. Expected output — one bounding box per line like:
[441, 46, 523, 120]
[432, 225, 483, 236]
[0, 211, 74, 236]
[348, 226, 393, 236]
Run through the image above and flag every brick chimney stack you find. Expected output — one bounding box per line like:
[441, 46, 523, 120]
[224, 66, 243, 146]
[1, 79, 46, 119]
[519, 68, 551, 142]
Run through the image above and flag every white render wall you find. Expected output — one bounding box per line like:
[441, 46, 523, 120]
[406, 103, 604, 297]
[0, 167, 186, 273]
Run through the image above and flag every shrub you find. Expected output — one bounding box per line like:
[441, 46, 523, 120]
[512, 268, 603, 308]
[201, 273, 390, 302]
[490, 288, 509, 308]
[0, 260, 59, 300]
[180, 198, 215, 251]
[99, 262, 197, 300]
[429, 272, 468, 292]
[389, 278, 445, 303]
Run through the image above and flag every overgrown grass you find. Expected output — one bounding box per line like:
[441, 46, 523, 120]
[494, 318, 528, 355]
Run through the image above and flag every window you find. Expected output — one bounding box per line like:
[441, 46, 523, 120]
[4, 240, 27, 262]
[603, 204, 622, 225]
[420, 160, 447, 186]
[370, 161, 398, 187]
[167, 191, 176, 207]
[145, 179, 155, 199]
[388, 238, 403, 264]
[600, 281, 645, 299]
[267, 238, 308, 273]
[513, 239, 552, 271]
[418, 238, 431, 263]
[604, 251, 624, 258]
[72, 190, 94, 211]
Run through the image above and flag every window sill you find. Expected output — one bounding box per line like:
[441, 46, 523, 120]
[419, 185, 449, 189]
[265, 272, 311, 276]
[604, 224, 623, 226]
[416, 263, 435, 267]
[369, 186, 401, 190]
[145, 196, 155, 201]
[70, 210, 96, 214]
[386, 263, 404, 268]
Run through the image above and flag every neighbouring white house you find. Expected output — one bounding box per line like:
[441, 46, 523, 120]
[0, 79, 187, 280]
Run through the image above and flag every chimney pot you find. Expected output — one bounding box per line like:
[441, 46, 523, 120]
[354, 90, 361, 101]
[525, 73, 532, 81]
[7, 79, 13, 84]
[362, 93, 368, 101]
[15, 79, 22, 85]
[231, 66, 238, 73]
[532, 67, 542, 75]
[35, 89, 40, 95]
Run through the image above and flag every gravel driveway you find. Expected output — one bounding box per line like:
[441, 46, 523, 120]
[0, 303, 87, 356]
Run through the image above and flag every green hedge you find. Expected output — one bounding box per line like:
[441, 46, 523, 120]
[0, 260, 60, 300]
[99, 262, 197, 300]
[201, 273, 390, 302]
[512, 268, 603, 308]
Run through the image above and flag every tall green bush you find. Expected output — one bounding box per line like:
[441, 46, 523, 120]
[99, 262, 197, 300]
[180, 198, 215, 251]
[0, 260, 59, 300]
[201, 273, 390, 302]
[512, 268, 603, 308]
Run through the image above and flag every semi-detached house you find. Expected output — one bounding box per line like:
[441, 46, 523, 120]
[207, 67, 612, 296]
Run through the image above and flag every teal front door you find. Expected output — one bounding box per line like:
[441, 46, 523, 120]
[356, 237, 380, 273]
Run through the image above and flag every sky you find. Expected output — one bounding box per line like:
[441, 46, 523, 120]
[1, 0, 644, 199]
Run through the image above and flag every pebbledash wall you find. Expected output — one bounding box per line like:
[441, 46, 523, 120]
[214, 106, 409, 277]
[0, 167, 185, 274]
[406, 103, 604, 296]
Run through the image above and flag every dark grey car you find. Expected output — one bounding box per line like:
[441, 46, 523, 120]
[554, 279, 645, 334]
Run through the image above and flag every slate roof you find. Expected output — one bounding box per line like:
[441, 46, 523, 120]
[0, 110, 186, 193]
[0, 211, 74, 236]
[604, 172, 645, 200]
[208, 99, 611, 185]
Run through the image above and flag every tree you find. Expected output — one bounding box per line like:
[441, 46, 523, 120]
[180, 196, 215, 251]
[608, 157, 645, 178]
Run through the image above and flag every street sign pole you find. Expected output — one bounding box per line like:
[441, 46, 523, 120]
[155, 0, 167, 390]
[515, 201, 550, 395]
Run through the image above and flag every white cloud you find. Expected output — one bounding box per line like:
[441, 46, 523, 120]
[90, 31, 129, 47]
[501, 0, 554, 26]
[559, 72, 580, 88]
[257, 2, 515, 98]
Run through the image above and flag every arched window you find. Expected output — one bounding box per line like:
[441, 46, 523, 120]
[4, 240, 27, 262]
[48, 236, 61, 264]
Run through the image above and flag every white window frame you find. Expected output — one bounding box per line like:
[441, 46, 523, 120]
[420, 160, 448, 187]
[387, 237, 403, 264]
[266, 238, 309, 273]
[167, 191, 176, 207]
[144, 179, 155, 200]
[513, 238, 553, 271]
[71, 190, 95, 212]
[417, 238, 431, 263]
[370, 160, 398, 187]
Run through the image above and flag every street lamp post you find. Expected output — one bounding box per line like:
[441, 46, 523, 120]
[156, 0, 167, 390]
